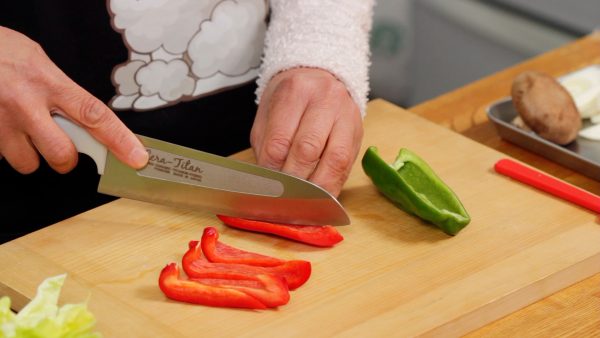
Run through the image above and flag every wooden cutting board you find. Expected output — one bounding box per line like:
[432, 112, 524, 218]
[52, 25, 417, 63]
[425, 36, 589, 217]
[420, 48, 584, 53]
[1, 99, 598, 337]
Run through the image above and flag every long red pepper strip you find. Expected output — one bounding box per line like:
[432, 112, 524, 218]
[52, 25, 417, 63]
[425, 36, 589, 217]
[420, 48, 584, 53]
[183, 240, 311, 290]
[201, 227, 285, 267]
[180, 273, 289, 309]
[158, 263, 269, 309]
[217, 215, 344, 247]
[189, 278, 263, 289]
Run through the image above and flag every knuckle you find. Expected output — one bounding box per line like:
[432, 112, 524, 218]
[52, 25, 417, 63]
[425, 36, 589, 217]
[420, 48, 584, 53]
[277, 75, 307, 95]
[262, 135, 291, 167]
[6, 90, 32, 114]
[324, 148, 353, 176]
[45, 141, 75, 172]
[19, 64, 43, 84]
[78, 95, 110, 128]
[20, 47, 51, 83]
[325, 79, 348, 98]
[250, 134, 258, 149]
[11, 156, 39, 174]
[294, 134, 323, 165]
[30, 40, 46, 56]
[13, 66, 47, 94]
[20, 107, 45, 127]
[249, 128, 260, 149]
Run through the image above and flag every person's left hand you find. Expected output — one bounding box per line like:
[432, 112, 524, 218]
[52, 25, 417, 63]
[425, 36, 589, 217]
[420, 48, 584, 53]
[251, 67, 363, 197]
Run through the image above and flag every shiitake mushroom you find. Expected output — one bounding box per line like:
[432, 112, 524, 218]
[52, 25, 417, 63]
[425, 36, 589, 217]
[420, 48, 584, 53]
[511, 71, 581, 145]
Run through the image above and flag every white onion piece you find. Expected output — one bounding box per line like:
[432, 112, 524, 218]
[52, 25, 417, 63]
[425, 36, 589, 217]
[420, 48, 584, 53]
[561, 67, 600, 119]
[572, 86, 600, 118]
[578, 123, 600, 141]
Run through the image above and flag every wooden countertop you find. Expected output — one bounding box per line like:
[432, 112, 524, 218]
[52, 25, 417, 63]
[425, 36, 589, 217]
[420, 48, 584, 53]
[409, 32, 600, 337]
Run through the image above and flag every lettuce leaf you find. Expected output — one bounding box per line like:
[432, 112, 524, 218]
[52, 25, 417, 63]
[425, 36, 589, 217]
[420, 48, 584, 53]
[0, 274, 100, 338]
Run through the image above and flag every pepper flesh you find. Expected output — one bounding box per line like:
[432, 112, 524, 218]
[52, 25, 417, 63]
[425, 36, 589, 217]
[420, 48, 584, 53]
[158, 263, 290, 309]
[361, 146, 470, 235]
[201, 227, 285, 267]
[183, 240, 311, 290]
[217, 215, 344, 247]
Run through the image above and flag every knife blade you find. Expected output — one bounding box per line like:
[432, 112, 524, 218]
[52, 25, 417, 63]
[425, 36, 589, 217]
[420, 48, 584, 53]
[53, 114, 350, 226]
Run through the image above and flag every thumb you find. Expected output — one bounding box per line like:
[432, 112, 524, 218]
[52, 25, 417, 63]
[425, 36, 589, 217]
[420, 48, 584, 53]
[53, 82, 148, 169]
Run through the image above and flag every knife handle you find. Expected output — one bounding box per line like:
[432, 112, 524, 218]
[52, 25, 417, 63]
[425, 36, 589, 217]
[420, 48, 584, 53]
[53, 114, 108, 175]
[494, 158, 600, 214]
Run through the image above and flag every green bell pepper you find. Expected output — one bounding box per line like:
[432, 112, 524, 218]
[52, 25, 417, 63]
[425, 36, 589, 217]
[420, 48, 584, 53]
[362, 146, 470, 235]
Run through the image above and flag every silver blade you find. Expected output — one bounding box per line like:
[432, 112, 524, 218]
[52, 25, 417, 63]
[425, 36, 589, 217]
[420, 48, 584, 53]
[98, 135, 350, 226]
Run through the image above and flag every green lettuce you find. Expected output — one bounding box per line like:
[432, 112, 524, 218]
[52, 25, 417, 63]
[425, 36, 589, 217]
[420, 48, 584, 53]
[0, 274, 100, 338]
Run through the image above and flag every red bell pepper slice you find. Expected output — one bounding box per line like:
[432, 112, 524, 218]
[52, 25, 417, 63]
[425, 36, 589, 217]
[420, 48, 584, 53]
[201, 227, 285, 267]
[189, 278, 263, 289]
[217, 215, 344, 247]
[183, 240, 311, 290]
[158, 263, 289, 309]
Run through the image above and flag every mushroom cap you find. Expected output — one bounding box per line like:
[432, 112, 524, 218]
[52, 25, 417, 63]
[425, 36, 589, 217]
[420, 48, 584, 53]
[511, 71, 581, 145]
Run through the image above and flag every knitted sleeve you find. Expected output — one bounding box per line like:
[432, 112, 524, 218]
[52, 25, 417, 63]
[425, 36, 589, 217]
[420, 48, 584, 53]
[255, 0, 375, 117]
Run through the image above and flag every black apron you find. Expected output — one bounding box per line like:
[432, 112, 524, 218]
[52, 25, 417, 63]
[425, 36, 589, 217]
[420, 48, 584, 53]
[0, 1, 258, 242]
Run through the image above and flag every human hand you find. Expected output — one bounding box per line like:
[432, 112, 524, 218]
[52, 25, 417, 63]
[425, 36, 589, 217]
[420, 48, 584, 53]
[0, 27, 148, 174]
[251, 68, 363, 197]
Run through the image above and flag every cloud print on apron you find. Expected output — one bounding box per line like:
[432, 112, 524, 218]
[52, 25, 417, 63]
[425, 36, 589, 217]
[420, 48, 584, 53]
[107, 0, 268, 111]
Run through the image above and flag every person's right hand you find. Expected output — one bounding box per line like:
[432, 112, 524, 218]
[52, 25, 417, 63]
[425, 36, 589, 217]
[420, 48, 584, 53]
[0, 26, 148, 174]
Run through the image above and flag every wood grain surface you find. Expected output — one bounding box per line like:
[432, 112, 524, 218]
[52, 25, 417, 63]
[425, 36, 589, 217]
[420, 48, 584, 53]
[408, 32, 600, 337]
[1, 100, 598, 337]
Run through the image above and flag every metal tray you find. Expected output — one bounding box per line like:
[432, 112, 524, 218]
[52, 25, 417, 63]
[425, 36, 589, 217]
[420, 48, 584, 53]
[487, 96, 600, 181]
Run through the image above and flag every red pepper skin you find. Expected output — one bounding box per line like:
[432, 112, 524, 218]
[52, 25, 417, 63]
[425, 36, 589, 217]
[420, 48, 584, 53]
[217, 215, 344, 247]
[158, 263, 267, 309]
[185, 274, 289, 309]
[201, 227, 284, 267]
[190, 278, 263, 289]
[183, 241, 311, 290]
[178, 243, 290, 307]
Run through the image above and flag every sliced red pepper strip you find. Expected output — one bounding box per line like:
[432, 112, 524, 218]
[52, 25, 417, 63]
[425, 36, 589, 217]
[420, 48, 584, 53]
[183, 240, 311, 290]
[205, 273, 289, 308]
[159, 263, 277, 309]
[189, 278, 263, 289]
[217, 215, 344, 247]
[201, 227, 284, 267]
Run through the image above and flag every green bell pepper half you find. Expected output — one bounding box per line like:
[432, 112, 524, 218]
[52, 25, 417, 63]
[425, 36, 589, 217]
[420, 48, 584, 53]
[361, 146, 470, 235]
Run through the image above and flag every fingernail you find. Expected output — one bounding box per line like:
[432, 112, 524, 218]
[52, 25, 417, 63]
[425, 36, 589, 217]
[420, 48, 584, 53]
[129, 147, 149, 168]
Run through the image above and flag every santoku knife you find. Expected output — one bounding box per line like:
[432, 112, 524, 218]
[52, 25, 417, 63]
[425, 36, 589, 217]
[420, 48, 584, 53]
[53, 115, 350, 226]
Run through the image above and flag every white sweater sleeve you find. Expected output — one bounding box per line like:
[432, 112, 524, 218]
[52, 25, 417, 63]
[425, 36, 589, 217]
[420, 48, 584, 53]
[255, 0, 375, 117]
